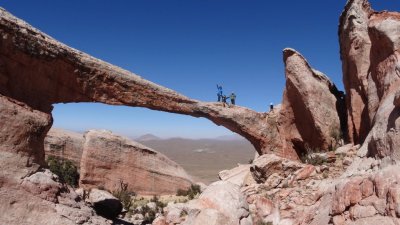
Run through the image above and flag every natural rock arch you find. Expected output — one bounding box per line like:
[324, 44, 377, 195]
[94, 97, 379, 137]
[0, 8, 345, 166]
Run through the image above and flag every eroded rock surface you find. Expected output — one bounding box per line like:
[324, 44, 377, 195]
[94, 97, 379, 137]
[158, 181, 251, 225]
[45, 128, 84, 166]
[339, 0, 400, 161]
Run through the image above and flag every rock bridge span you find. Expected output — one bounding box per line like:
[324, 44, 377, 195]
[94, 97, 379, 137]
[0, 8, 344, 166]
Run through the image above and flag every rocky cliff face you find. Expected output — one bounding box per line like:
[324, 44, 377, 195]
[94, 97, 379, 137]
[79, 130, 193, 195]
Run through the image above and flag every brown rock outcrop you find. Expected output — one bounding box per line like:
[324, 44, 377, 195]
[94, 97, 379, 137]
[339, 0, 400, 160]
[339, 0, 373, 144]
[79, 130, 193, 195]
[279, 49, 346, 156]
[45, 128, 84, 166]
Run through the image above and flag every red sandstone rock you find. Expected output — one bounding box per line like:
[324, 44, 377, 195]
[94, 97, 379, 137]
[44, 128, 84, 166]
[79, 130, 193, 195]
[331, 178, 363, 215]
[0, 94, 52, 167]
[340, 0, 400, 161]
[294, 165, 316, 181]
[339, 0, 372, 143]
[280, 48, 346, 155]
[21, 169, 62, 203]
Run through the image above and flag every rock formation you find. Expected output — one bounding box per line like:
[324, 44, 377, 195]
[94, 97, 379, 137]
[45, 128, 84, 166]
[339, 0, 373, 144]
[339, 0, 400, 160]
[0, 7, 343, 161]
[158, 181, 251, 225]
[45, 128, 194, 195]
[79, 130, 193, 195]
[3, 0, 400, 223]
[278, 49, 346, 157]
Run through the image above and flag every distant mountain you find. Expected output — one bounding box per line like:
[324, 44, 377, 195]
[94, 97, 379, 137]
[215, 134, 244, 141]
[135, 134, 162, 142]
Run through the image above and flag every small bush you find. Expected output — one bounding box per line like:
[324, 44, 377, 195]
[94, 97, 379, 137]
[151, 195, 166, 209]
[47, 156, 79, 187]
[256, 221, 273, 225]
[176, 184, 202, 199]
[112, 180, 136, 210]
[299, 144, 327, 166]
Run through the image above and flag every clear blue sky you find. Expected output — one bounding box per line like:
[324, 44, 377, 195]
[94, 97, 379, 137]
[2, 1, 399, 138]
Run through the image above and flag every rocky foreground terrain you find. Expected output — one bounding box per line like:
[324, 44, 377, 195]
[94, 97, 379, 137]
[2, 0, 400, 224]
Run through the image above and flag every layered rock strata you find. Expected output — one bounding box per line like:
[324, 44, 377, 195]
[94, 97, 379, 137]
[79, 130, 193, 195]
[45, 128, 84, 166]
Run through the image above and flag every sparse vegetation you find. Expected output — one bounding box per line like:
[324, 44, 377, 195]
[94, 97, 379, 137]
[322, 170, 329, 179]
[46, 156, 79, 187]
[329, 124, 343, 150]
[176, 184, 202, 200]
[151, 195, 166, 209]
[112, 180, 136, 210]
[299, 144, 327, 166]
[129, 195, 167, 224]
[140, 205, 157, 224]
[256, 221, 273, 225]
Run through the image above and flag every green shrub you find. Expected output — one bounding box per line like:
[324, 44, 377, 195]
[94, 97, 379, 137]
[112, 180, 135, 210]
[47, 156, 79, 187]
[176, 184, 202, 199]
[151, 195, 166, 209]
[299, 144, 326, 166]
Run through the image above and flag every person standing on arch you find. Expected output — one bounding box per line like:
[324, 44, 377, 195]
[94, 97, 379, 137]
[230, 92, 236, 106]
[217, 84, 223, 102]
[221, 94, 229, 107]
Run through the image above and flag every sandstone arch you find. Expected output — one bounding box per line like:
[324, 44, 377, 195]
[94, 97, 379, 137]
[0, 8, 344, 167]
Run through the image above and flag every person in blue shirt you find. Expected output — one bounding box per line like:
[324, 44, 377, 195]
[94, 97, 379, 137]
[217, 84, 223, 102]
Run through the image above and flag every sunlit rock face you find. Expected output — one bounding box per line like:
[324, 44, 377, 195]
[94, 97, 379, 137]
[45, 128, 84, 166]
[79, 129, 194, 195]
[339, 0, 400, 160]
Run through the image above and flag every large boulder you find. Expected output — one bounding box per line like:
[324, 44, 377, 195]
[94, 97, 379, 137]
[160, 181, 251, 225]
[278, 48, 346, 157]
[218, 164, 252, 186]
[88, 188, 123, 219]
[79, 130, 193, 195]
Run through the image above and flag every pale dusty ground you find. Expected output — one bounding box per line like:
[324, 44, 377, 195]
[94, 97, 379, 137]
[137, 138, 255, 184]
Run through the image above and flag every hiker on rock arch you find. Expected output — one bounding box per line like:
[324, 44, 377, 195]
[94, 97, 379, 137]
[222, 95, 229, 107]
[230, 92, 236, 106]
[270, 102, 274, 111]
[217, 84, 223, 102]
